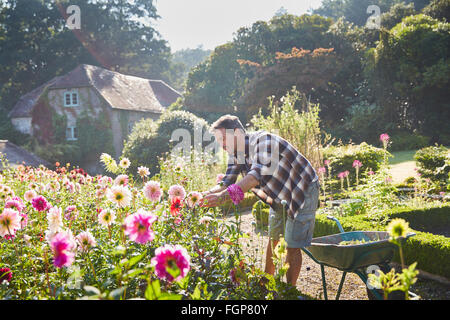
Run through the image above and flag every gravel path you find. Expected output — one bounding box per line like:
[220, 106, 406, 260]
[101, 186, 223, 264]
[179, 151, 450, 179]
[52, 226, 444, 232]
[223, 210, 450, 300]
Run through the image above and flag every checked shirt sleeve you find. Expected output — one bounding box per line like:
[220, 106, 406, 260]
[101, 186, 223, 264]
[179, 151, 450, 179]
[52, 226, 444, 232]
[247, 134, 277, 183]
[220, 163, 243, 187]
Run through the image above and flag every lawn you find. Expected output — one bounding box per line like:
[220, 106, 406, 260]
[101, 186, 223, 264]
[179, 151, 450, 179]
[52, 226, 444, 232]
[389, 149, 417, 183]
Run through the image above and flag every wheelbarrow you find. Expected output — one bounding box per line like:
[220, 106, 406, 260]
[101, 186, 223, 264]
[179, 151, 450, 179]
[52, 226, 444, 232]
[301, 216, 416, 300]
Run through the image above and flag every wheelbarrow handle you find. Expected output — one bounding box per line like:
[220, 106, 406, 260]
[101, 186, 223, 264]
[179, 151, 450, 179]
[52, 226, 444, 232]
[327, 215, 345, 233]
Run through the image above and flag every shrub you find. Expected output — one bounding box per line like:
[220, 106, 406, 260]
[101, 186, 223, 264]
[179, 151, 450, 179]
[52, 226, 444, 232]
[414, 145, 449, 184]
[389, 132, 430, 152]
[121, 118, 158, 176]
[250, 88, 325, 171]
[343, 102, 391, 145]
[251, 200, 270, 228]
[322, 142, 389, 185]
[122, 111, 210, 177]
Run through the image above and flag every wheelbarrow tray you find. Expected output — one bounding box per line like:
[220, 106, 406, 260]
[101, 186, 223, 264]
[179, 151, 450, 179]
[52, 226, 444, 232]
[305, 231, 408, 270]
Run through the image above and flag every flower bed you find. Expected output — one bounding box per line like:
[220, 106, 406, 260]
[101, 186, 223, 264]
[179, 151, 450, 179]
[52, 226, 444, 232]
[0, 159, 303, 300]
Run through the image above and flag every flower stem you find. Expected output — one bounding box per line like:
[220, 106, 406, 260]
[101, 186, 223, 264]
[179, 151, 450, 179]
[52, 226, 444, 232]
[86, 251, 98, 283]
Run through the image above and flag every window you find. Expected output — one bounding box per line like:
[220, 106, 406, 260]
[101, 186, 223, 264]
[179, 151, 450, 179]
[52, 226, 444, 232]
[66, 126, 78, 141]
[64, 91, 79, 107]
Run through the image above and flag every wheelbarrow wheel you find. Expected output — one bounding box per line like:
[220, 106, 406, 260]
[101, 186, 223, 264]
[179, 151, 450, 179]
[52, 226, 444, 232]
[365, 264, 406, 300]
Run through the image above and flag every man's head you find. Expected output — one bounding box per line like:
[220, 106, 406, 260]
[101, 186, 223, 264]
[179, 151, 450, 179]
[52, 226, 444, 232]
[211, 115, 246, 155]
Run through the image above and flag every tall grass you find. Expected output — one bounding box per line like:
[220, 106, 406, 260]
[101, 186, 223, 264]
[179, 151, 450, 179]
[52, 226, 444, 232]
[249, 87, 326, 170]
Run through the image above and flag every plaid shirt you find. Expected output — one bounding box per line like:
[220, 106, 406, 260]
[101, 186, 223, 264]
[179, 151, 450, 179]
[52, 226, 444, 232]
[221, 131, 319, 219]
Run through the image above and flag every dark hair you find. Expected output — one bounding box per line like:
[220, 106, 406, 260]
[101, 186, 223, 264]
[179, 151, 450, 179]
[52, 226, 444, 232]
[211, 115, 245, 131]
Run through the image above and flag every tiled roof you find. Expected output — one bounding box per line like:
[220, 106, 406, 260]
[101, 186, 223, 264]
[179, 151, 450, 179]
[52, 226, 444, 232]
[0, 140, 50, 169]
[8, 64, 182, 117]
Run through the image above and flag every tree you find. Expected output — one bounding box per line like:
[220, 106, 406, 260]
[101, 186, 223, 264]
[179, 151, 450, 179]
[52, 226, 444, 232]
[237, 48, 341, 118]
[183, 14, 334, 114]
[422, 0, 450, 21]
[0, 0, 174, 115]
[381, 2, 417, 29]
[368, 14, 450, 143]
[313, 0, 430, 26]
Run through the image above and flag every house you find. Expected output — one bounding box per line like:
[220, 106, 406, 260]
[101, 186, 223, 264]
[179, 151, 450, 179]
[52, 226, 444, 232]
[0, 140, 50, 169]
[8, 64, 182, 172]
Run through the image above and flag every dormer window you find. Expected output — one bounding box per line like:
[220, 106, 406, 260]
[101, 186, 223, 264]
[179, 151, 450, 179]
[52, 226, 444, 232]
[64, 91, 79, 107]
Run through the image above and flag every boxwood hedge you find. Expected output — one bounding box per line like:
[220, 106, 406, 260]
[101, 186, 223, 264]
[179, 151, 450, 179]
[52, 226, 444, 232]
[313, 205, 450, 279]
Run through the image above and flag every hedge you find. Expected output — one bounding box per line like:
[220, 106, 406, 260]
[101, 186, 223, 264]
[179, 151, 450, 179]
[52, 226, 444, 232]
[313, 204, 450, 279]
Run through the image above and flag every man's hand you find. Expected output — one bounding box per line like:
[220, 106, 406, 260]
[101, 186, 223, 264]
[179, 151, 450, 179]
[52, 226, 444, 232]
[201, 190, 228, 207]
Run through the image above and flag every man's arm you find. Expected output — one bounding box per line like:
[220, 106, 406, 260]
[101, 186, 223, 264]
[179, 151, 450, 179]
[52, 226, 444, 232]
[202, 174, 259, 207]
[202, 184, 226, 196]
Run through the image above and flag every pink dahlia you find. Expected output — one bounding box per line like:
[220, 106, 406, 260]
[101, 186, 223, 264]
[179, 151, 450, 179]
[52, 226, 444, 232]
[24, 189, 37, 202]
[0, 208, 22, 237]
[32, 195, 49, 212]
[151, 244, 190, 282]
[123, 209, 157, 244]
[0, 267, 12, 284]
[76, 230, 97, 252]
[168, 184, 186, 201]
[50, 232, 76, 268]
[318, 167, 326, 174]
[114, 174, 129, 187]
[216, 173, 225, 184]
[5, 197, 25, 213]
[227, 184, 244, 205]
[143, 181, 162, 202]
[187, 191, 203, 208]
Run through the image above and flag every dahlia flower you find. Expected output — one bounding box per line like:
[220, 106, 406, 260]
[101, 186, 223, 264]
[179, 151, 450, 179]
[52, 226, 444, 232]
[151, 244, 191, 282]
[76, 230, 97, 252]
[170, 197, 183, 216]
[168, 184, 186, 201]
[187, 191, 203, 208]
[123, 209, 157, 244]
[137, 166, 150, 178]
[50, 231, 76, 268]
[227, 184, 244, 205]
[352, 160, 362, 168]
[47, 206, 63, 232]
[0, 208, 22, 237]
[5, 197, 25, 213]
[216, 173, 225, 184]
[32, 195, 49, 212]
[0, 268, 12, 284]
[119, 158, 131, 169]
[143, 181, 162, 202]
[107, 185, 132, 208]
[98, 209, 116, 227]
[114, 174, 129, 187]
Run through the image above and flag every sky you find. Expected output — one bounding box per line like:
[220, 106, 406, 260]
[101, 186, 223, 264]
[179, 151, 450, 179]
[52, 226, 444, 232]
[152, 0, 324, 52]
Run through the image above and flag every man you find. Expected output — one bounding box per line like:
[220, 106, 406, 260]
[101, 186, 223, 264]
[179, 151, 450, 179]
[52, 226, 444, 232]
[201, 115, 320, 286]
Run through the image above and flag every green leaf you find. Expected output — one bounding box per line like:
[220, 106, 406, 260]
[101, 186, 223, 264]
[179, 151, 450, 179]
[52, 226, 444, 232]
[128, 250, 147, 268]
[84, 286, 101, 296]
[158, 293, 183, 300]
